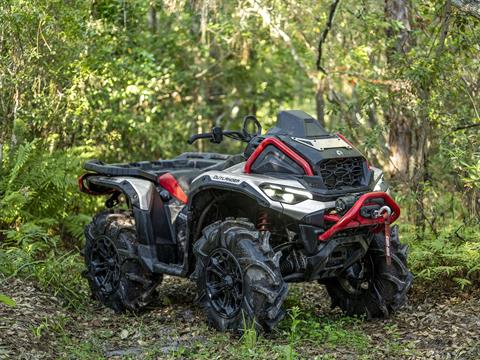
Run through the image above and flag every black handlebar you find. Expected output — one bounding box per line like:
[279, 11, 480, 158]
[187, 132, 213, 144]
[187, 116, 262, 145]
[187, 128, 247, 145]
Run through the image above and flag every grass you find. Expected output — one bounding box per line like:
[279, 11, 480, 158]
[157, 291, 375, 360]
[0, 247, 89, 309]
[25, 287, 379, 359]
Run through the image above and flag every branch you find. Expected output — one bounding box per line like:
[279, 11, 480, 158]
[247, 0, 314, 81]
[451, 0, 480, 20]
[452, 123, 480, 131]
[316, 0, 341, 73]
[435, 0, 452, 58]
[461, 76, 480, 119]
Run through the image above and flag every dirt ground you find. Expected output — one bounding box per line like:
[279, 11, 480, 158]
[1, 276, 479, 359]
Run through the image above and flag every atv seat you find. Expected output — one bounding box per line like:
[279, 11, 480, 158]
[166, 154, 245, 195]
[84, 153, 245, 195]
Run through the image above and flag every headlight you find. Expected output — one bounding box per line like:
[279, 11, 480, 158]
[260, 184, 312, 204]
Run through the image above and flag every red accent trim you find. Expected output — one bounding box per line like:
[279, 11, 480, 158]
[337, 132, 353, 147]
[78, 173, 115, 196]
[319, 192, 400, 241]
[244, 137, 314, 176]
[158, 173, 189, 204]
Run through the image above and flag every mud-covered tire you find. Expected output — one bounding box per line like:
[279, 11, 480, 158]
[83, 210, 162, 312]
[325, 225, 413, 318]
[192, 219, 288, 333]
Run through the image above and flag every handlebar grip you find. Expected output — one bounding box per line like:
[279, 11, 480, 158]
[187, 133, 212, 144]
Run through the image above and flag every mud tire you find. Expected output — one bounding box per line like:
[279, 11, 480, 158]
[83, 210, 162, 312]
[325, 225, 413, 318]
[193, 219, 288, 333]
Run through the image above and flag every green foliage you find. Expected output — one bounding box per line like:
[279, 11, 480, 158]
[277, 306, 370, 354]
[0, 248, 89, 309]
[0, 141, 98, 245]
[0, 293, 16, 307]
[0, 0, 478, 310]
[402, 219, 480, 287]
[0, 141, 96, 308]
[283, 306, 300, 360]
[240, 315, 259, 358]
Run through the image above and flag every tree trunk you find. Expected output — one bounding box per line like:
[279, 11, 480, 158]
[384, 0, 413, 179]
[316, 79, 326, 126]
[148, 5, 157, 34]
[451, 0, 480, 19]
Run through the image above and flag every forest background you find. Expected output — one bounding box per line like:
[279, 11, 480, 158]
[0, 0, 479, 357]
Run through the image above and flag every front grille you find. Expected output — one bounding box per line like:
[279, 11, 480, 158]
[318, 157, 364, 190]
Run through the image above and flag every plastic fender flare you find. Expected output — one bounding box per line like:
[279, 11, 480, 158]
[188, 174, 272, 210]
[85, 176, 155, 211]
[186, 176, 274, 257]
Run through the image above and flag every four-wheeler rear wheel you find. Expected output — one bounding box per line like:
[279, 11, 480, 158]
[192, 219, 288, 333]
[83, 210, 162, 312]
[324, 225, 413, 318]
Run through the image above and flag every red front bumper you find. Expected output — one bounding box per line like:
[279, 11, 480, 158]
[318, 192, 400, 241]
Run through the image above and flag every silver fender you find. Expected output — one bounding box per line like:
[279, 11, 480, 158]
[87, 176, 155, 210]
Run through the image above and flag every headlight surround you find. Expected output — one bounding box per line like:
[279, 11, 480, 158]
[260, 184, 313, 204]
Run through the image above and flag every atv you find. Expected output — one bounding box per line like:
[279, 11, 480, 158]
[79, 110, 413, 332]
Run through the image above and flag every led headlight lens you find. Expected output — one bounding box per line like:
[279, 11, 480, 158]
[260, 184, 312, 204]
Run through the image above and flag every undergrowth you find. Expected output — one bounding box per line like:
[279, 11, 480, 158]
[401, 218, 480, 288]
[0, 141, 99, 308]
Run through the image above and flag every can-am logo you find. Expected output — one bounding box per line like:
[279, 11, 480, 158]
[336, 150, 344, 156]
[211, 174, 242, 184]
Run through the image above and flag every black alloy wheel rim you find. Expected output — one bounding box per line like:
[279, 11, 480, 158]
[90, 236, 121, 294]
[339, 256, 374, 295]
[205, 248, 244, 318]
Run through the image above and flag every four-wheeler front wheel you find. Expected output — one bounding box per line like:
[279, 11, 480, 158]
[325, 225, 413, 318]
[83, 210, 162, 312]
[192, 219, 288, 333]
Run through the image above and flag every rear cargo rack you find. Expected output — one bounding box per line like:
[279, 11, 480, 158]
[83, 153, 232, 181]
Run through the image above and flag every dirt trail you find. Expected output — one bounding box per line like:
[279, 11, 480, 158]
[1, 277, 479, 359]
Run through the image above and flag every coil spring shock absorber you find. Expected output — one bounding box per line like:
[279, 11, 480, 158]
[257, 211, 271, 232]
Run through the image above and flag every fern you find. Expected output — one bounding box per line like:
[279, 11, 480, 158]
[405, 220, 480, 287]
[63, 214, 92, 242]
[5, 140, 38, 189]
[0, 143, 99, 308]
[1, 142, 99, 243]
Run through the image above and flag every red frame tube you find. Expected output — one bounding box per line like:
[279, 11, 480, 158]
[318, 192, 400, 241]
[244, 137, 314, 176]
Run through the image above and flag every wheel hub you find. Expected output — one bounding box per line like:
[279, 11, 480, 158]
[90, 235, 121, 294]
[205, 248, 244, 319]
[339, 259, 372, 295]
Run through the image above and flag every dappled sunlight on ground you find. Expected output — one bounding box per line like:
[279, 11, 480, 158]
[1, 276, 479, 359]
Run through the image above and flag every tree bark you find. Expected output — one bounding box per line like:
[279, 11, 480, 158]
[384, 0, 413, 179]
[148, 5, 157, 34]
[316, 79, 326, 126]
[413, 1, 452, 230]
[451, 0, 480, 19]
